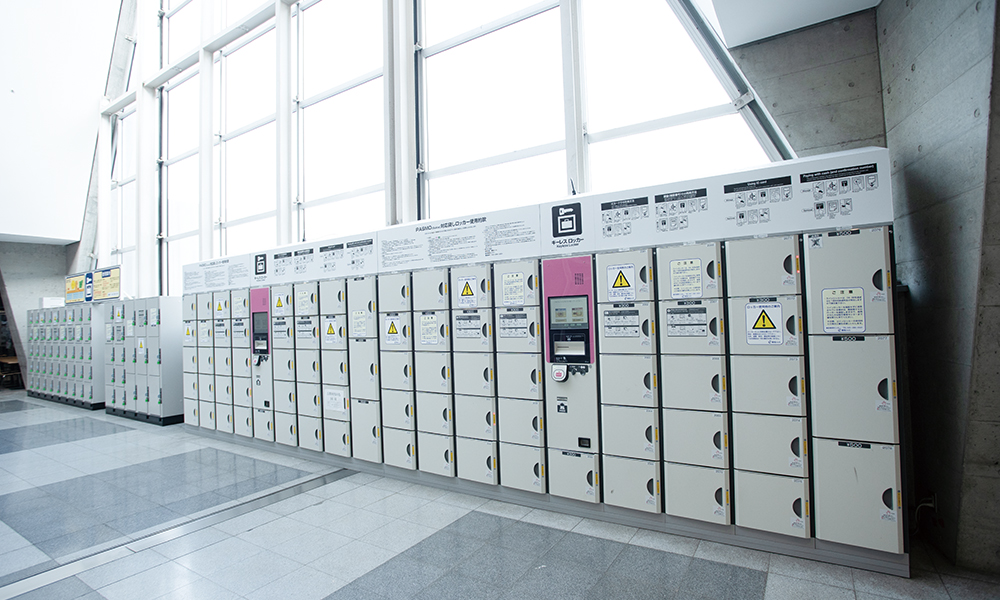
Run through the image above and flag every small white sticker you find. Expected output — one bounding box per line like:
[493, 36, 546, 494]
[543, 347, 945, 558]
[791, 517, 805, 530]
[420, 313, 438, 345]
[745, 301, 783, 345]
[877, 398, 893, 413]
[322, 315, 340, 344]
[669, 259, 703, 299]
[665, 305, 707, 337]
[607, 264, 636, 301]
[296, 289, 313, 311]
[455, 312, 482, 339]
[351, 311, 367, 337]
[603, 308, 640, 338]
[383, 315, 402, 345]
[502, 272, 525, 306]
[880, 508, 897, 523]
[822, 288, 866, 333]
[324, 388, 346, 413]
[457, 276, 478, 308]
[787, 396, 801, 408]
[789, 456, 803, 469]
[499, 311, 528, 338]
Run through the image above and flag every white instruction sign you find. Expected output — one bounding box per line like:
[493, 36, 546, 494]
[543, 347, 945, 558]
[665, 304, 707, 337]
[351, 311, 367, 338]
[455, 312, 482, 339]
[323, 387, 346, 413]
[420, 313, 439, 345]
[822, 288, 866, 333]
[498, 310, 528, 338]
[603, 307, 640, 337]
[457, 276, 478, 308]
[501, 272, 525, 306]
[606, 264, 636, 301]
[746, 301, 783, 345]
[669, 259, 703, 299]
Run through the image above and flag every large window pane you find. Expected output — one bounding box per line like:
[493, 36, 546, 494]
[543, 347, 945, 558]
[167, 0, 201, 63]
[423, 0, 543, 47]
[120, 183, 136, 247]
[304, 191, 385, 240]
[227, 217, 275, 256]
[224, 122, 275, 221]
[581, 0, 730, 133]
[168, 77, 199, 157]
[119, 115, 136, 180]
[225, 28, 275, 133]
[227, 0, 262, 27]
[119, 250, 138, 299]
[168, 156, 199, 235]
[428, 151, 566, 220]
[303, 79, 384, 201]
[588, 114, 769, 193]
[425, 10, 563, 169]
[302, 0, 382, 99]
[167, 236, 199, 295]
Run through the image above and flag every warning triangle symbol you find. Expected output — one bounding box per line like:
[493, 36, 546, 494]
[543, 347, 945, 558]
[327, 324, 335, 335]
[752, 310, 776, 330]
[217, 302, 222, 311]
[612, 271, 630, 288]
[276, 298, 283, 308]
[387, 321, 398, 335]
[461, 282, 474, 297]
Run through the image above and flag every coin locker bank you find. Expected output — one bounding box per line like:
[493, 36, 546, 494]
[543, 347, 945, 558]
[181, 147, 909, 575]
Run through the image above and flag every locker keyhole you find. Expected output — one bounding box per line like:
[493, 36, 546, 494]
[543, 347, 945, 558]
[714, 488, 724, 506]
[882, 488, 894, 510]
[709, 318, 718, 336]
[873, 269, 884, 291]
[646, 478, 655, 496]
[877, 378, 889, 400]
[790, 437, 800, 457]
[713, 431, 722, 450]
[792, 498, 803, 518]
[783, 254, 794, 275]
[788, 376, 798, 396]
[712, 374, 721, 393]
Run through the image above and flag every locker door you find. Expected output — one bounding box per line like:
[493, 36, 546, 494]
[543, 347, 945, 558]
[452, 309, 494, 352]
[273, 349, 297, 381]
[451, 263, 493, 309]
[274, 380, 297, 414]
[379, 351, 414, 391]
[496, 307, 541, 353]
[351, 399, 383, 463]
[298, 415, 324, 451]
[214, 348, 233, 377]
[198, 374, 214, 402]
[234, 377, 253, 408]
[725, 235, 801, 297]
[271, 317, 294, 349]
[730, 356, 805, 416]
[453, 352, 495, 397]
[295, 316, 321, 350]
[598, 354, 657, 408]
[598, 302, 656, 354]
[184, 398, 198, 425]
[235, 405, 254, 437]
[213, 291, 231, 319]
[183, 372, 198, 400]
[324, 419, 352, 457]
[416, 392, 453, 435]
[813, 438, 903, 553]
[414, 311, 451, 351]
[495, 353, 542, 400]
[215, 376, 234, 405]
[199, 401, 216, 429]
[456, 438, 498, 484]
[217, 403, 235, 434]
[320, 350, 349, 386]
[454, 394, 497, 441]
[348, 339, 380, 400]
[734, 471, 810, 538]
[603, 456, 662, 514]
[183, 321, 197, 347]
[656, 242, 723, 300]
[232, 319, 250, 348]
[197, 293, 214, 320]
[664, 463, 730, 525]
[498, 398, 544, 446]
[271, 285, 294, 317]
[296, 382, 322, 418]
[809, 335, 897, 444]
[414, 352, 452, 393]
[347, 277, 378, 337]
[147, 338, 161, 377]
[732, 414, 808, 477]
[661, 355, 726, 411]
[319, 314, 348, 350]
[294, 282, 320, 316]
[804, 227, 893, 335]
[658, 300, 725, 355]
[493, 259, 540, 307]
[322, 385, 350, 421]
[378, 272, 412, 312]
[295, 349, 322, 384]
[499, 443, 545, 493]
[380, 312, 413, 351]
[596, 249, 655, 304]
[601, 405, 659, 460]
[276, 411, 298, 447]
[319, 279, 347, 315]
[381, 389, 415, 430]
[417, 431, 455, 477]
[548, 450, 599, 502]
[197, 321, 213, 347]
[411, 268, 450, 311]
[383, 427, 417, 470]
[727, 295, 803, 356]
[182, 294, 198, 320]
[661, 409, 728, 468]
[136, 339, 148, 376]
[183, 348, 198, 373]
[231, 288, 251, 319]
[232, 347, 252, 378]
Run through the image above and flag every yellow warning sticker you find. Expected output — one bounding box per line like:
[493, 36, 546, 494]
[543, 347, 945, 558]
[752, 310, 776, 330]
[461, 282, 474, 296]
[327, 324, 335, 335]
[384, 315, 402, 345]
[457, 275, 479, 308]
[607, 264, 636, 301]
[387, 321, 398, 335]
[217, 302, 222, 312]
[276, 298, 283, 308]
[745, 301, 783, 345]
[613, 271, 630, 289]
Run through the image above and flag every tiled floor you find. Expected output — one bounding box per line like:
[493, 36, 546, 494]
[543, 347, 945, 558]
[0, 390, 998, 600]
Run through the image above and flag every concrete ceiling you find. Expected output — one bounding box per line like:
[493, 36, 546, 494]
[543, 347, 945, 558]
[696, 0, 881, 48]
[0, 0, 122, 245]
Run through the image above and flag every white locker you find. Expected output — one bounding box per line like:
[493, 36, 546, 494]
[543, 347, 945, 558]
[271, 285, 294, 317]
[416, 392, 453, 435]
[183, 372, 198, 400]
[276, 411, 298, 447]
[271, 317, 294, 349]
[294, 282, 320, 316]
[383, 427, 417, 470]
[351, 399, 383, 463]
[726, 235, 801, 297]
[414, 310, 451, 351]
[804, 227, 893, 335]
[348, 338, 380, 400]
[452, 309, 494, 352]
[730, 356, 805, 416]
[183, 321, 197, 347]
[598, 302, 656, 354]
[234, 377, 253, 407]
[453, 352, 495, 397]
[733, 413, 808, 477]
[232, 319, 250, 348]
[197, 293, 214, 320]
[294, 316, 320, 350]
[198, 373, 214, 402]
[324, 419, 352, 457]
[411, 268, 450, 311]
[216, 403, 235, 433]
[382, 389, 415, 430]
[451, 264, 493, 309]
[214, 348, 233, 377]
[661, 355, 726, 411]
[297, 382, 323, 418]
[417, 431, 455, 477]
[813, 438, 903, 554]
[598, 354, 658, 408]
[298, 415, 324, 451]
[182, 295, 198, 320]
[320, 350, 349, 386]
[232, 288, 251, 319]
[379, 351, 413, 391]
[378, 272, 412, 312]
[456, 438, 498, 484]
[273, 349, 297, 381]
[498, 398, 544, 446]
[380, 312, 413, 351]
[319, 314, 348, 350]
[213, 291, 231, 319]
[664, 463, 731, 525]
[495, 306, 541, 353]
[596, 249, 655, 303]
[233, 348, 252, 378]
[727, 295, 803, 356]
[601, 405, 660, 460]
[295, 349, 322, 384]
[215, 376, 234, 405]
[197, 321, 213, 347]
[274, 380, 297, 414]
[548, 450, 599, 503]
[495, 353, 543, 400]
[656, 242, 723, 300]
[662, 409, 728, 468]
[454, 394, 496, 441]
[347, 277, 378, 337]
[603, 456, 662, 514]
[499, 443, 545, 493]
[809, 335, 897, 444]
[414, 351, 452, 393]
[658, 300, 725, 355]
[199, 401, 216, 429]
[319, 279, 347, 315]
[183, 348, 198, 373]
[493, 259, 540, 307]
[136, 338, 148, 375]
[184, 398, 198, 425]
[734, 471, 810, 538]
[251, 362, 273, 409]
[322, 385, 350, 421]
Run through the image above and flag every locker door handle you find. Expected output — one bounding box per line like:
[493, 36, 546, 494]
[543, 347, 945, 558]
[712, 374, 721, 393]
[481, 324, 489, 337]
[706, 260, 716, 281]
[785, 316, 795, 335]
[532, 416, 539, 432]
[877, 378, 889, 400]
[441, 366, 448, 380]
[444, 450, 451, 462]
[882, 488, 894, 510]
[533, 463, 541, 478]
[713, 431, 722, 450]
[639, 265, 648, 284]
[641, 319, 650, 337]
[586, 470, 594, 486]
[788, 376, 798, 396]
[440, 324, 447, 338]
[783, 254, 794, 275]
[406, 444, 413, 457]
[372, 426, 379, 438]
[792, 498, 803, 518]
[400, 284, 408, 299]
[483, 368, 491, 382]
[485, 412, 493, 426]
[645, 426, 654, 443]
[338, 291, 345, 303]
[405, 405, 412, 417]
[481, 278, 489, 294]
[709, 318, 718, 337]
[316, 428, 322, 440]
[643, 373, 652, 390]
[370, 364, 376, 376]
[403, 325, 410, 339]
[442, 408, 450, 422]
[313, 361, 320, 372]
[790, 437, 800, 457]
[530, 369, 538, 385]
[314, 395, 321, 406]
[438, 282, 446, 297]
[368, 301, 374, 313]
[290, 425, 295, 435]
[527, 274, 536, 291]
[646, 478, 655, 496]
[341, 363, 347, 373]
[289, 360, 295, 371]
[529, 322, 536, 337]
[714, 488, 724, 506]
[343, 433, 350, 444]
[289, 392, 295, 403]
[404, 365, 410, 378]
[873, 269, 884, 291]
[486, 456, 492, 470]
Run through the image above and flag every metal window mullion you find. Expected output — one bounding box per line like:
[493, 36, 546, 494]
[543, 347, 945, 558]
[221, 114, 277, 142]
[559, 0, 588, 196]
[98, 114, 114, 267]
[386, 0, 417, 225]
[424, 140, 565, 180]
[414, 0, 429, 220]
[302, 183, 386, 210]
[164, 0, 196, 21]
[421, 0, 559, 58]
[275, 0, 293, 247]
[296, 2, 305, 241]
[587, 103, 737, 145]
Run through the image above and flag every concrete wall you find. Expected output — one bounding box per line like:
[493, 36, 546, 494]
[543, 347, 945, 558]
[0, 243, 72, 368]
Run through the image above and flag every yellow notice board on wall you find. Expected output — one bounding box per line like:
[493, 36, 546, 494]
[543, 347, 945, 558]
[65, 267, 121, 304]
[65, 275, 86, 304]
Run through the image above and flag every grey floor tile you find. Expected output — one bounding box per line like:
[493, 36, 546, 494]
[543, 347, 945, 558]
[365, 493, 429, 518]
[694, 540, 771, 572]
[35, 524, 125, 559]
[360, 519, 436, 553]
[411, 571, 504, 600]
[211, 508, 281, 536]
[629, 528, 700, 557]
[309, 540, 397, 582]
[204, 549, 301, 596]
[542, 532, 626, 572]
[401, 530, 487, 569]
[271, 528, 353, 564]
[149, 527, 230, 560]
[490, 519, 567, 557]
[399, 500, 471, 530]
[352, 556, 447, 600]
[519, 509, 583, 532]
[763, 573, 856, 600]
[571, 518, 637, 543]
[585, 573, 677, 600]
[0, 544, 51, 577]
[9, 575, 94, 600]
[942, 574, 1000, 599]
[237, 515, 315, 549]
[105, 506, 182, 536]
[154, 577, 241, 600]
[288, 499, 358, 529]
[76, 548, 169, 589]
[852, 568, 950, 600]
[676, 558, 767, 600]
[175, 536, 264, 576]
[607, 544, 692, 589]
[442, 511, 514, 541]
[97, 561, 201, 600]
[768, 553, 855, 589]
[320, 509, 393, 539]
[322, 579, 390, 600]
[0, 560, 59, 589]
[501, 556, 604, 600]
[453, 542, 539, 587]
